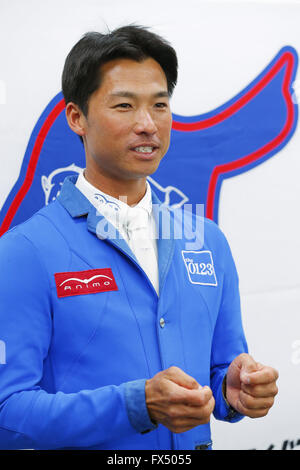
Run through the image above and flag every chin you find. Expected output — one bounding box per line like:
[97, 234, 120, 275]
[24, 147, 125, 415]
[137, 168, 160, 179]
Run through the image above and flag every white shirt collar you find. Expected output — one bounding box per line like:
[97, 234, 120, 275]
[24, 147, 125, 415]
[75, 170, 152, 228]
[75, 170, 159, 295]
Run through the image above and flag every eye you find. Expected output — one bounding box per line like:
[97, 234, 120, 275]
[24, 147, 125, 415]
[115, 103, 132, 109]
[155, 102, 168, 108]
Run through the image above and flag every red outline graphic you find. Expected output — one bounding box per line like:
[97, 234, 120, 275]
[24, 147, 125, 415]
[0, 51, 295, 235]
[172, 52, 295, 219]
[0, 100, 65, 236]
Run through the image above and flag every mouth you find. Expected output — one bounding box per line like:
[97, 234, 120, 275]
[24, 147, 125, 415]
[130, 145, 159, 159]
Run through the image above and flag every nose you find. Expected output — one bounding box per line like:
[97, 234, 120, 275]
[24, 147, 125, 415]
[133, 109, 158, 135]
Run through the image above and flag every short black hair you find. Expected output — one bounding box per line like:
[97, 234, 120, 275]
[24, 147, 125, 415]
[62, 24, 178, 117]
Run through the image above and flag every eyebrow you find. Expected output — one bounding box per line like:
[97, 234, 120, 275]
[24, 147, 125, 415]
[109, 91, 169, 99]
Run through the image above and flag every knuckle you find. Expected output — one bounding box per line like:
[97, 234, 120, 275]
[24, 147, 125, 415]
[197, 394, 205, 406]
[172, 425, 184, 434]
[167, 406, 179, 420]
[246, 385, 258, 397]
[200, 413, 211, 425]
[265, 369, 274, 381]
[169, 419, 183, 433]
[204, 386, 213, 398]
[190, 379, 198, 388]
[167, 389, 179, 403]
[259, 408, 269, 418]
[155, 371, 165, 383]
[267, 397, 275, 408]
[248, 407, 269, 419]
[239, 353, 249, 360]
[200, 405, 213, 423]
[199, 388, 213, 406]
[241, 393, 254, 408]
[205, 397, 214, 412]
[267, 367, 278, 383]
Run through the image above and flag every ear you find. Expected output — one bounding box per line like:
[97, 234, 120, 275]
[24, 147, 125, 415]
[65, 102, 86, 138]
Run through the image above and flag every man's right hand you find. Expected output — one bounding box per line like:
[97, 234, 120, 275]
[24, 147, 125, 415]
[145, 366, 215, 433]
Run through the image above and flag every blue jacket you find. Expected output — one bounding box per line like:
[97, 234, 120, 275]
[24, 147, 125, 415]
[0, 175, 247, 450]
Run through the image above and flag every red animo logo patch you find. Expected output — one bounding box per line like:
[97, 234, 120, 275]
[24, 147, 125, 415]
[54, 268, 118, 298]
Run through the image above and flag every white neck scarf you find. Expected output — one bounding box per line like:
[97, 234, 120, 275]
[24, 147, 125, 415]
[75, 171, 159, 295]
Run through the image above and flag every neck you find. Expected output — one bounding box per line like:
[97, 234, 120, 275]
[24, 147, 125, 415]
[84, 167, 147, 207]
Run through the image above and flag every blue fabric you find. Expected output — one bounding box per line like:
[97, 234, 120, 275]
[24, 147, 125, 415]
[0, 175, 248, 450]
[124, 379, 157, 433]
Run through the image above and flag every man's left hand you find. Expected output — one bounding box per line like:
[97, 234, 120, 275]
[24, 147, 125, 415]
[225, 353, 279, 418]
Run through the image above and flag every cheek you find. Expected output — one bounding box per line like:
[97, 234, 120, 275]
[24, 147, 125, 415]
[160, 120, 172, 145]
[103, 115, 133, 138]
[88, 112, 130, 139]
[159, 113, 172, 133]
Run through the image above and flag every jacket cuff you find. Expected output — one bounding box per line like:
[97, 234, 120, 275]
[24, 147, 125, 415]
[123, 379, 158, 434]
[221, 374, 245, 423]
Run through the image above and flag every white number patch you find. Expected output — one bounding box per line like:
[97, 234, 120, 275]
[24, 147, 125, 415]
[182, 250, 217, 286]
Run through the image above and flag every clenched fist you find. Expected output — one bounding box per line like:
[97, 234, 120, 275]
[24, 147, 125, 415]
[145, 366, 215, 433]
[225, 353, 279, 418]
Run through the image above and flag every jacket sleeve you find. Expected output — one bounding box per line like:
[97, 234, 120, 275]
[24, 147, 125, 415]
[209, 227, 248, 423]
[0, 230, 155, 450]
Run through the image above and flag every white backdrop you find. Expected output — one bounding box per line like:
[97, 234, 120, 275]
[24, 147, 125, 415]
[0, 0, 300, 450]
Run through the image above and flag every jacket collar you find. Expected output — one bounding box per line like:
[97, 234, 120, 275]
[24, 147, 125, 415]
[57, 175, 137, 261]
[57, 174, 91, 217]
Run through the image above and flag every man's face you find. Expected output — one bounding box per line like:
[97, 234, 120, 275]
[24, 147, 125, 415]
[81, 57, 172, 182]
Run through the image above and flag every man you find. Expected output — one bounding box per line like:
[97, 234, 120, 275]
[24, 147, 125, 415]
[0, 25, 278, 450]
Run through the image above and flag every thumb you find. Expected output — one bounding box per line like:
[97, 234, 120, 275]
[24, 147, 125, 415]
[166, 366, 199, 390]
[240, 354, 258, 384]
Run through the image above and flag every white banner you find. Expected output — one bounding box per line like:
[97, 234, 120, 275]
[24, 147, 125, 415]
[0, 0, 299, 450]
